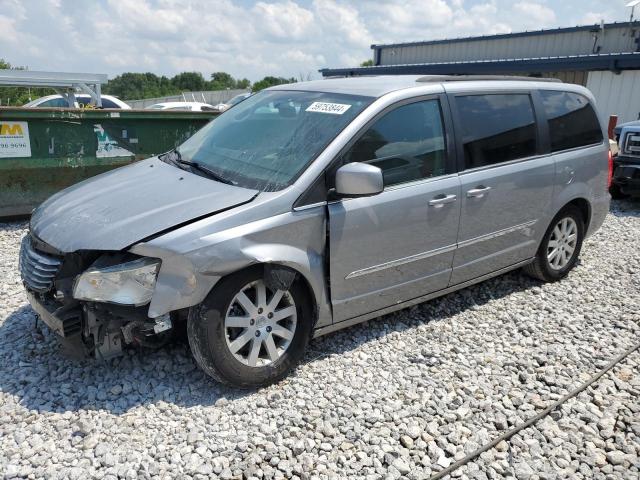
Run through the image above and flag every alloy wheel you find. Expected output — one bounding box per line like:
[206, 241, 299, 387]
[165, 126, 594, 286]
[224, 280, 297, 367]
[547, 217, 578, 270]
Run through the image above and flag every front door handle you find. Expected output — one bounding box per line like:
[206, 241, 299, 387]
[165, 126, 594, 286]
[428, 194, 457, 207]
[466, 186, 492, 198]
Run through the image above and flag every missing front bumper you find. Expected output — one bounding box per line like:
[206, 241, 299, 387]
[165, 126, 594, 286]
[24, 290, 172, 360]
[25, 290, 82, 338]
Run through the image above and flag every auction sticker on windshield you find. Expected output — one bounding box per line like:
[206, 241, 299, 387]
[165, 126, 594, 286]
[0, 121, 31, 158]
[306, 102, 352, 115]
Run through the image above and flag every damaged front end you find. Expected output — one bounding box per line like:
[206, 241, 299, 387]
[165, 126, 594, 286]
[20, 233, 173, 359]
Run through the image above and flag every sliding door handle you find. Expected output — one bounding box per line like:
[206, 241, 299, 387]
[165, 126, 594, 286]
[466, 186, 492, 198]
[428, 194, 457, 207]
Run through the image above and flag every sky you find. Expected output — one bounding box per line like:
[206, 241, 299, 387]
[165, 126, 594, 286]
[0, 0, 635, 82]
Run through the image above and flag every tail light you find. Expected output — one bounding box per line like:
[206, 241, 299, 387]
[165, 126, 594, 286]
[607, 149, 613, 189]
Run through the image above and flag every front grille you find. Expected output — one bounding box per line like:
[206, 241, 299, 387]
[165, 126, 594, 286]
[19, 235, 63, 292]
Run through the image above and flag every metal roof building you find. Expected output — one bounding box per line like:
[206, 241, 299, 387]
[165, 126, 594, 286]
[321, 21, 640, 123]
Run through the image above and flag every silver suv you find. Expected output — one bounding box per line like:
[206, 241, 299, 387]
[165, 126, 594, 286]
[21, 76, 611, 387]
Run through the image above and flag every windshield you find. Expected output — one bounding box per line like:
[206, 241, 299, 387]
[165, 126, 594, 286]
[176, 90, 373, 191]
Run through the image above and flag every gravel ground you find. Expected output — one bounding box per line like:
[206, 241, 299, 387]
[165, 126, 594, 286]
[1, 199, 639, 480]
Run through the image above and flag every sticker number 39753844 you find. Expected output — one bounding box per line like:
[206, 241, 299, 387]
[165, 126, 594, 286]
[305, 102, 352, 115]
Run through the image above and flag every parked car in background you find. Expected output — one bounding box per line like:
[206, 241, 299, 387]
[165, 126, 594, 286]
[23, 94, 131, 109]
[212, 92, 253, 112]
[146, 102, 216, 111]
[20, 76, 610, 388]
[613, 119, 640, 141]
[611, 123, 640, 198]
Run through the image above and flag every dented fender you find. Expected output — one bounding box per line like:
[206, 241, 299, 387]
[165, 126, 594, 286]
[129, 242, 215, 318]
[130, 206, 332, 327]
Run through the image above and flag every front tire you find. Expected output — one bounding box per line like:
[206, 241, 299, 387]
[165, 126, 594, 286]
[523, 205, 585, 282]
[187, 266, 312, 388]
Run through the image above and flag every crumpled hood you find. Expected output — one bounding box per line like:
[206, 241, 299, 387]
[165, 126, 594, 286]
[31, 158, 258, 253]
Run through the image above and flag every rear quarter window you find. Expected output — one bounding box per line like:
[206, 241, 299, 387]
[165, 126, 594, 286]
[539, 91, 603, 152]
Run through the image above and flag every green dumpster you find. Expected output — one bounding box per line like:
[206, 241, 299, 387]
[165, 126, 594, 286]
[0, 107, 218, 218]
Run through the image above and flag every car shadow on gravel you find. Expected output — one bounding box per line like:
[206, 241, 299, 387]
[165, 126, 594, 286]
[609, 198, 640, 217]
[304, 269, 542, 365]
[0, 305, 253, 414]
[0, 269, 542, 415]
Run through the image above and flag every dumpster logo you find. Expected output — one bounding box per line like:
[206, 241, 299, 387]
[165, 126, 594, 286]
[1, 123, 24, 136]
[0, 121, 31, 158]
[93, 124, 134, 158]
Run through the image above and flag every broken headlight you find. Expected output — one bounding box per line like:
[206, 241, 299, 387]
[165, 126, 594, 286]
[73, 258, 160, 306]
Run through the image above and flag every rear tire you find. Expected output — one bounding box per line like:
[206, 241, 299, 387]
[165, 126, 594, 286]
[187, 266, 312, 388]
[523, 205, 585, 282]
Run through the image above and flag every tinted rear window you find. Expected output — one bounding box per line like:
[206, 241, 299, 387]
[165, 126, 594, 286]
[540, 91, 603, 152]
[456, 94, 537, 169]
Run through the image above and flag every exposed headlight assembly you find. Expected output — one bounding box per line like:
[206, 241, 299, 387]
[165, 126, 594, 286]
[73, 258, 160, 306]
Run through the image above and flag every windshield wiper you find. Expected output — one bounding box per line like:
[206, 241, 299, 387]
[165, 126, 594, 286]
[160, 148, 236, 185]
[159, 147, 183, 165]
[179, 160, 236, 185]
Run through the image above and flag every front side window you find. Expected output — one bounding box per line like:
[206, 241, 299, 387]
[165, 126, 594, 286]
[540, 90, 603, 152]
[343, 99, 447, 186]
[456, 94, 537, 169]
[177, 90, 372, 191]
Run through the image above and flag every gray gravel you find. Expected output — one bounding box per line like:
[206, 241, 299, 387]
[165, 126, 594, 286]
[1, 199, 639, 480]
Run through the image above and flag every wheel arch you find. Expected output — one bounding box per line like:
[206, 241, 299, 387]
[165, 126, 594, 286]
[186, 261, 318, 387]
[533, 197, 591, 254]
[137, 239, 332, 327]
[564, 197, 591, 231]
[524, 197, 588, 282]
[215, 262, 320, 330]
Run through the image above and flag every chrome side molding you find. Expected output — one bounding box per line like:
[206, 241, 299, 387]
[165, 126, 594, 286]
[345, 244, 457, 279]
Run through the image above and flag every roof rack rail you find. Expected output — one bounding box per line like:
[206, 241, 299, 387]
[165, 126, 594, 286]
[416, 75, 562, 83]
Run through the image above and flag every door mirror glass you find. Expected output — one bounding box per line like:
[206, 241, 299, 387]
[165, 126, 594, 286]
[335, 162, 384, 198]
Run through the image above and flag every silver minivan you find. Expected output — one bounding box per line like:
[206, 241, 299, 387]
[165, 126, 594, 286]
[20, 76, 611, 387]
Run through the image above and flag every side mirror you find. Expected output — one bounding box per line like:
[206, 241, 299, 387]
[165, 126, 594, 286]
[335, 162, 384, 198]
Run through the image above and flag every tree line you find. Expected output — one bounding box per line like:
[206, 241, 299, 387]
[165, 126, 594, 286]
[0, 58, 297, 106]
